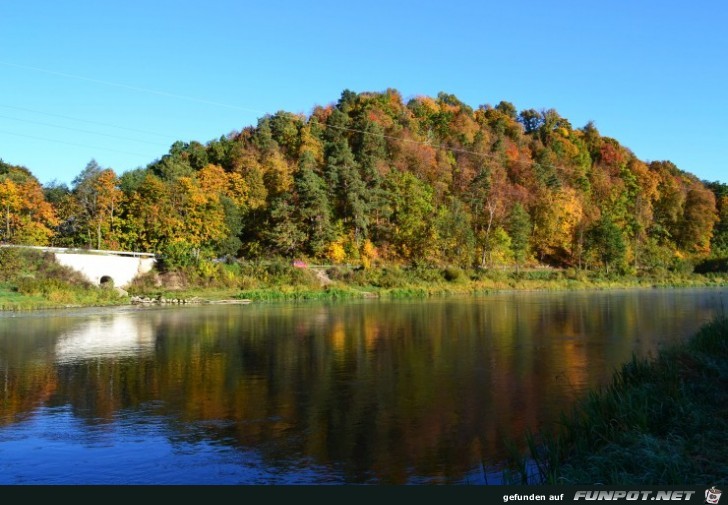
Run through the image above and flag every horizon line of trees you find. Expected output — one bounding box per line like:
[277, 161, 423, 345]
[2, 88, 727, 274]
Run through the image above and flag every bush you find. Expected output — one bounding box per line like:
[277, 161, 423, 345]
[694, 257, 728, 274]
[326, 266, 355, 282]
[520, 269, 562, 281]
[442, 266, 465, 282]
[368, 266, 409, 288]
[408, 264, 444, 284]
[669, 257, 695, 275]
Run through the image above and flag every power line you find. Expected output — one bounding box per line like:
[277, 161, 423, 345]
[2, 59, 569, 175]
[0, 113, 168, 147]
[0, 60, 503, 158]
[0, 61, 263, 114]
[0, 103, 171, 139]
[321, 121, 498, 159]
[0, 129, 157, 159]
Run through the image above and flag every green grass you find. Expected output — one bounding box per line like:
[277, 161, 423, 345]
[508, 317, 728, 485]
[236, 286, 368, 301]
[3, 249, 728, 310]
[0, 248, 128, 311]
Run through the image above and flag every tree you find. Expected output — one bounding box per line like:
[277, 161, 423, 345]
[72, 160, 122, 249]
[518, 109, 543, 134]
[531, 187, 583, 265]
[383, 170, 435, 262]
[263, 194, 306, 256]
[0, 178, 20, 241]
[679, 184, 718, 255]
[149, 141, 195, 181]
[119, 173, 174, 252]
[485, 226, 513, 266]
[494, 101, 517, 120]
[0, 165, 57, 245]
[650, 161, 685, 248]
[466, 163, 509, 267]
[169, 176, 227, 255]
[585, 214, 626, 274]
[324, 111, 369, 240]
[295, 152, 334, 256]
[704, 181, 728, 255]
[433, 198, 476, 266]
[508, 203, 531, 272]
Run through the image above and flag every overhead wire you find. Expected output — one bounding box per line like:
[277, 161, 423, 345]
[0, 61, 262, 113]
[0, 59, 563, 174]
[0, 129, 157, 159]
[0, 103, 171, 139]
[0, 113, 169, 147]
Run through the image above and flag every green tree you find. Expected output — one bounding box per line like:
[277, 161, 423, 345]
[72, 160, 122, 249]
[149, 141, 195, 181]
[324, 110, 369, 240]
[508, 203, 531, 272]
[383, 170, 435, 262]
[518, 109, 543, 134]
[704, 181, 728, 255]
[295, 151, 334, 256]
[433, 197, 476, 266]
[585, 214, 626, 274]
[263, 194, 306, 256]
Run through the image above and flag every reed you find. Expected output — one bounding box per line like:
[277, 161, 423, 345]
[512, 317, 728, 485]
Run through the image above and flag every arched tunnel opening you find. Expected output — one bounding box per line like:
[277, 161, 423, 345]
[99, 275, 114, 287]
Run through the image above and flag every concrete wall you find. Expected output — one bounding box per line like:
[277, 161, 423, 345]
[54, 253, 156, 287]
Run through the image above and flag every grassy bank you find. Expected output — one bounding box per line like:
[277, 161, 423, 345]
[0, 248, 127, 311]
[128, 258, 728, 303]
[506, 317, 728, 485]
[1, 250, 728, 310]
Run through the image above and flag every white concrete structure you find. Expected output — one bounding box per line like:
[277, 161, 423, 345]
[1, 245, 156, 287]
[54, 251, 156, 287]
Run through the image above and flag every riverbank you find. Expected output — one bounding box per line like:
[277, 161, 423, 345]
[1, 249, 728, 311]
[506, 316, 728, 485]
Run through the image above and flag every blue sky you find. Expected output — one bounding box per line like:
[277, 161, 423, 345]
[1, 0, 726, 186]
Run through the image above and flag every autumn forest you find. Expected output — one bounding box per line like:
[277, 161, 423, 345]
[2, 89, 727, 275]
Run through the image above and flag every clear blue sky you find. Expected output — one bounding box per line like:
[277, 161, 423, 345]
[1, 0, 726, 186]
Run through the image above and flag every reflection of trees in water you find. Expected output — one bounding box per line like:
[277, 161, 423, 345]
[0, 364, 57, 427]
[0, 290, 724, 482]
[0, 315, 81, 427]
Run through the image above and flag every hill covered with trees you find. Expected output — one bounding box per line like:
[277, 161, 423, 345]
[2, 89, 727, 277]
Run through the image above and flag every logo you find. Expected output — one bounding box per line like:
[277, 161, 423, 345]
[706, 488, 722, 505]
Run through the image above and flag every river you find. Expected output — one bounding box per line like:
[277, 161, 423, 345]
[0, 287, 726, 484]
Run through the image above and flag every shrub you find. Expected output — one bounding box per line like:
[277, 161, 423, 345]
[694, 257, 728, 274]
[442, 266, 465, 282]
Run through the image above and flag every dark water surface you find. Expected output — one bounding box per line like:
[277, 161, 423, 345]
[1, 287, 726, 484]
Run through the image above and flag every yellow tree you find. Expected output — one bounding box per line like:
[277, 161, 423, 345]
[0, 178, 20, 241]
[531, 187, 583, 264]
[679, 183, 718, 255]
[0, 169, 57, 245]
[261, 150, 293, 197]
[197, 164, 228, 196]
[169, 175, 227, 254]
[120, 173, 175, 252]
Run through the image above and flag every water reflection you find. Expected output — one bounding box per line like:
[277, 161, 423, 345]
[0, 288, 726, 484]
[55, 314, 155, 364]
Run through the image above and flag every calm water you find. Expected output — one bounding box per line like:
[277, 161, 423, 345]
[0, 287, 726, 484]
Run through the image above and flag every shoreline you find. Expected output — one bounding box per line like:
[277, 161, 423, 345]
[2, 273, 727, 313]
[504, 316, 728, 485]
